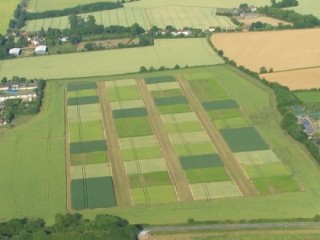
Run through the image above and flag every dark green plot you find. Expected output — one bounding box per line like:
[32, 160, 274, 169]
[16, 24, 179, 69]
[70, 140, 106, 154]
[114, 117, 152, 138]
[129, 174, 143, 188]
[87, 177, 116, 208]
[71, 179, 86, 210]
[220, 127, 269, 152]
[154, 96, 188, 106]
[202, 100, 238, 111]
[68, 96, 99, 106]
[158, 104, 191, 114]
[179, 154, 223, 170]
[112, 107, 147, 119]
[143, 171, 171, 187]
[68, 82, 96, 91]
[145, 75, 175, 84]
[151, 89, 183, 98]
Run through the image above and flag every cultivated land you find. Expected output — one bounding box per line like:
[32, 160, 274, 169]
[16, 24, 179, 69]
[0, 38, 223, 80]
[238, 16, 292, 26]
[0, 0, 21, 34]
[290, 0, 320, 18]
[212, 29, 320, 90]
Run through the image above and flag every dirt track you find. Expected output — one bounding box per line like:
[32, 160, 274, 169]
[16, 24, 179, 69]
[97, 82, 132, 207]
[136, 79, 194, 202]
[177, 76, 259, 196]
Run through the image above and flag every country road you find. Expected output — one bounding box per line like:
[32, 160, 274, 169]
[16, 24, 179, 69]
[139, 221, 320, 239]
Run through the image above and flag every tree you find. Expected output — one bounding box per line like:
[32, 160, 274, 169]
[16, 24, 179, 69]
[259, 66, 268, 74]
[139, 66, 147, 72]
[130, 23, 145, 36]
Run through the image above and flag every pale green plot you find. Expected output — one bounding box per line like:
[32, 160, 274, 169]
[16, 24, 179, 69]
[164, 121, 204, 133]
[161, 112, 198, 123]
[147, 82, 180, 91]
[243, 162, 292, 179]
[110, 100, 144, 110]
[214, 117, 252, 129]
[121, 146, 163, 161]
[125, 158, 167, 174]
[190, 183, 208, 200]
[71, 163, 111, 180]
[131, 187, 147, 206]
[79, 104, 101, 122]
[169, 131, 210, 145]
[235, 150, 280, 166]
[206, 181, 242, 199]
[173, 142, 216, 156]
[67, 106, 78, 123]
[119, 135, 158, 149]
[147, 185, 178, 204]
[105, 79, 137, 88]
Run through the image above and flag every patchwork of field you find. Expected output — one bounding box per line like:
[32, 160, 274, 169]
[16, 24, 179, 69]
[24, 5, 236, 32]
[66, 82, 116, 209]
[212, 29, 320, 89]
[183, 71, 299, 194]
[0, 38, 223, 80]
[0, 0, 21, 34]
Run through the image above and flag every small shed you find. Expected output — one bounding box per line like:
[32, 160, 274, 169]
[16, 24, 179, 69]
[9, 48, 22, 56]
[34, 45, 48, 55]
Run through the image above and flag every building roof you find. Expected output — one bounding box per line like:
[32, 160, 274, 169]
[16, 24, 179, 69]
[35, 45, 48, 54]
[9, 48, 22, 56]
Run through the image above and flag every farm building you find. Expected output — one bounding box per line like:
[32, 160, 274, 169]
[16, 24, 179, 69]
[34, 45, 48, 55]
[9, 48, 22, 56]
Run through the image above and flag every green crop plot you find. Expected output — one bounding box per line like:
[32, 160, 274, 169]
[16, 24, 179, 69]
[202, 100, 239, 110]
[206, 181, 242, 199]
[158, 104, 192, 114]
[174, 142, 216, 156]
[119, 135, 158, 149]
[161, 112, 198, 123]
[164, 121, 203, 133]
[129, 171, 171, 188]
[208, 108, 243, 120]
[185, 167, 230, 184]
[70, 140, 106, 154]
[112, 107, 147, 119]
[71, 151, 108, 166]
[214, 117, 252, 129]
[180, 154, 223, 170]
[69, 121, 104, 142]
[235, 150, 280, 165]
[87, 177, 116, 208]
[67, 89, 97, 98]
[107, 85, 141, 102]
[183, 71, 214, 81]
[243, 162, 291, 179]
[154, 96, 188, 106]
[67, 96, 99, 106]
[114, 117, 152, 138]
[121, 146, 162, 161]
[71, 163, 111, 180]
[151, 89, 183, 98]
[71, 179, 86, 210]
[111, 100, 144, 109]
[169, 131, 209, 145]
[147, 185, 177, 204]
[145, 75, 175, 84]
[147, 82, 181, 92]
[68, 83, 96, 91]
[252, 176, 300, 194]
[295, 91, 320, 103]
[220, 127, 269, 152]
[125, 158, 168, 174]
[131, 187, 147, 206]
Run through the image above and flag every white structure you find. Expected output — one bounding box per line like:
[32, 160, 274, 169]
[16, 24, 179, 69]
[34, 45, 48, 55]
[9, 48, 22, 56]
[0, 94, 37, 103]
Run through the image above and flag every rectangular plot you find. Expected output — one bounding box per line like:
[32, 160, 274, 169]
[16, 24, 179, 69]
[206, 181, 242, 199]
[154, 96, 188, 106]
[164, 121, 203, 133]
[186, 167, 230, 184]
[151, 89, 183, 98]
[169, 131, 209, 145]
[147, 185, 177, 204]
[190, 183, 207, 200]
[87, 177, 116, 208]
[121, 146, 162, 161]
[140, 158, 168, 173]
[70, 140, 106, 154]
[208, 108, 242, 120]
[67, 89, 97, 98]
[180, 154, 223, 170]
[107, 86, 141, 102]
[158, 104, 191, 114]
[243, 162, 291, 179]
[68, 122, 80, 143]
[81, 121, 104, 141]
[114, 117, 152, 138]
[70, 151, 108, 166]
[67, 106, 78, 123]
[112, 107, 147, 119]
[67, 96, 99, 106]
[119, 135, 158, 149]
[203, 100, 239, 111]
[147, 82, 180, 91]
[252, 176, 300, 194]
[71, 179, 86, 210]
[161, 112, 198, 123]
[68, 82, 96, 91]
[110, 79, 136, 87]
[145, 75, 175, 84]
[214, 117, 252, 129]
[235, 150, 280, 165]
[79, 104, 101, 122]
[143, 171, 171, 187]
[189, 80, 229, 102]
[173, 142, 216, 156]
[110, 100, 144, 109]
[128, 174, 143, 188]
[86, 163, 111, 178]
[220, 127, 269, 152]
[131, 187, 147, 206]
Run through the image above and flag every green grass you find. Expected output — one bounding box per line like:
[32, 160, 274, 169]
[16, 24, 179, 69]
[173, 142, 216, 156]
[147, 185, 177, 204]
[0, 0, 21, 34]
[70, 140, 106, 154]
[164, 121, 204, 133]
[145, 75, 175, 84]
[114, 117, 153, 138]
[129, 171, 171, 188]
[154, 96, 188, 106]
[208, 108, 243, 120]
[290, 0, 320, 18]
[107, 86, 141, 102]
[214, 117, 252, 129]
[112, 107, 147, 119]
[0, 39, 223, 80]
[252, 176, 300, 194]
[179, 154, 223, 170]
[68, 82, 96, 91]
[220, 127, 269, 152]
[295, 90, 320, 103]
[158, 104, 192, 114]
[68, 121, 104, 142]
[151, 89, 183, 98]
[185, 167, 230, 184]
[121, 146, 162, 161]
[67, 96, 99, 106]
[70, 151, 108, 166]
[202, 100, 239, 111]
[125, 158, 168, 174]
[67, 89, 97, 98]
[87, 177, 116, 209]
[243, 162, 292, 179]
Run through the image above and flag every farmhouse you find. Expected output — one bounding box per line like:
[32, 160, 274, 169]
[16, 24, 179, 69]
[9, 48, 22, 56]
[34, 45, 48, 55]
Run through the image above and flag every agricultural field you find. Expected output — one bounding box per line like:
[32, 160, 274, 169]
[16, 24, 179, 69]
[290, 0, 320, 18]
[66, 82, 116, 210]
[295, 91, 320, 103]
[23, 5, 236, 32]
[0, 0, 21, 34]
[212, 29, 320, 90]
[237, 16, 292, 27]
[0, 38, 223, 80]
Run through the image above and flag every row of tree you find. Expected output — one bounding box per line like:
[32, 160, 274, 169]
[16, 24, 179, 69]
[0, 213, 140, 239]
[271, 0, 299, 8]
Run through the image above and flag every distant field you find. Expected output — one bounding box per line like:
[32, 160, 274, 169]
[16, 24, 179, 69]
[290, 0, 320, 18]
[295, 90, 320, 103]
[0, 0, 21, 34]
[238, 16, 292, 26]
[0, 38, 223, 80]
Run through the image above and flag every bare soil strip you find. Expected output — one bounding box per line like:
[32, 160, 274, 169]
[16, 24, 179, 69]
[177, 76, 259, 196]
[136, 79, 194, 202]
[97, 82, 132, 207]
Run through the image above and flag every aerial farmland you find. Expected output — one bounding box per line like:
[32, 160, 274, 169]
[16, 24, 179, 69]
[0, 0, 320, 239]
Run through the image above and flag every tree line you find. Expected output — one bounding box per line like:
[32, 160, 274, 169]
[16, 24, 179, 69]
[271, 0, 299, 8]
[0, 213, 140, 239]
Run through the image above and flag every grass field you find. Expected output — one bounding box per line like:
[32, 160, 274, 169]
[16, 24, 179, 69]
[290, 0, 320, 18]
[0, 0, 21, 34]
[295, 91, 320, 103]
[0, 39, 223, 80]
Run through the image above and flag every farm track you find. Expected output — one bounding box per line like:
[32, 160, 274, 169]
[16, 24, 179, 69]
[177, 76, 259, 196]
[137, 79, 193, 202]
[96, 82, 132, 207]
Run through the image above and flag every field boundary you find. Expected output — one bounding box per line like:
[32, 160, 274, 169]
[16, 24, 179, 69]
[64, 87, 71, 211]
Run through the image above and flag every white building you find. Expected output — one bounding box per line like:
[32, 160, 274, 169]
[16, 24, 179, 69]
[34, 45, 48, 55]
[9, 48, 22, 56]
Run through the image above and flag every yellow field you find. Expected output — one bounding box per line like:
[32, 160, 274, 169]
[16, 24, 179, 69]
[0, 0, 21, 34]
